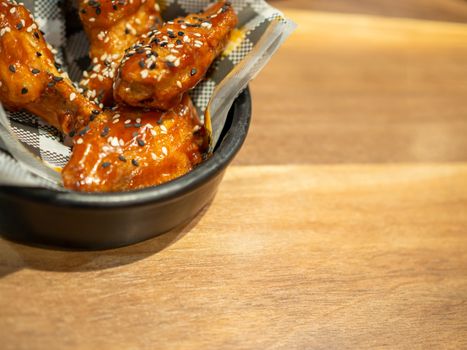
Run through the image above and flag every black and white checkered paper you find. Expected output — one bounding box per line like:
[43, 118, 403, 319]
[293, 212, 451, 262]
[0, 0, 294, 188]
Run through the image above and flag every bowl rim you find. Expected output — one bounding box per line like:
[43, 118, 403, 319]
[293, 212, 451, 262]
[0, 88, 251, 208]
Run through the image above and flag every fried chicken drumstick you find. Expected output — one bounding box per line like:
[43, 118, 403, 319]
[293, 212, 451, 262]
[0, 0, 99, 134]
[113, 0, 237, 110]
[78, 0, 162, 106]
[63, 94, 207, 192]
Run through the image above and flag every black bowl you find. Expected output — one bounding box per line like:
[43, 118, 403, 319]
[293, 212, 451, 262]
[0, 89, 251, 250]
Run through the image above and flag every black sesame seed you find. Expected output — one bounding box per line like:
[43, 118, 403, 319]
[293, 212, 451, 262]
[92, 109, 100, 115]
[100, 126, 109, 137]
[95, 7, 101, 15]
[131, 159, 139, 167]
[134, 123, 142, 128]
[125, 28, 130, 35]
[68, 130, 76, 137]
[190, 68, 197, 76]
[136, 48, 145, 54]
[89, 114, 96, 121]
[138, 60, 145, 69]
[176, 39, 182, 45]
[21, 87, 28, 94]
[79, 126, 89, 136]
[34, 32, 40, 39]
[9, 65, 16, 73]
[168, 33, 176, 39]
[54, 62, 62, 70]
[102, 161, 111, 168]
[137, 139, 145, 147]
[112, 5, 118, 10]
[36, 51, 42, 57]
[47, 81, 56, 88]
[53, 76, 63, 82]
[118, 154, 126, 162]
[31, 68, 40, 74]
[160, 42, 167, 47]
[16, 22, 23, 30]
[149, 62, 156, 70]
[166, 61, 175, 68]
[178, 31, 184, 36]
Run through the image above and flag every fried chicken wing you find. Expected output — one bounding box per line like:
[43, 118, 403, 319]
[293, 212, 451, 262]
[0, 0, 99, 134]
[63, 94, 207, 192]
[78, 0, 162, 106]
[113, 0, 237, 110]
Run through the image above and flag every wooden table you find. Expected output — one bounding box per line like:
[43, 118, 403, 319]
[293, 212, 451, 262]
[1, 2, 467, 349]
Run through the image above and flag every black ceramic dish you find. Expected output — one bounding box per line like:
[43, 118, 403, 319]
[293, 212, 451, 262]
[0, 89, 251, 250]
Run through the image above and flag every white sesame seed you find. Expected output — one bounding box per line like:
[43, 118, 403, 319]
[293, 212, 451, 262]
[140, 69, 148, 78]
[76, 138, 83, 144]
[69, 92, 76, 101]
[161, 146, 168, 156]
[165, 54, 177, 62]
[89, 17, 96, 22]
[110, 137, 119, 147]
[151, 152, 158, 160]
[9, 7, 16, 14]
[176, 80, 182, 88]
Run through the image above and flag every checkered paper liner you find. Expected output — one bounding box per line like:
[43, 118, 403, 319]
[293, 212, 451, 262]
[0, 0, 295, 188]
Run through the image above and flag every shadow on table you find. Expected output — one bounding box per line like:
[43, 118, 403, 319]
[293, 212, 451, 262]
[0, 203, 211, 278]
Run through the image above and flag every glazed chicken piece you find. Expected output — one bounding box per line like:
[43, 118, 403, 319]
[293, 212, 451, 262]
[63, 94, 207, 192]
[113, 0, 237, 110]
[0, 0, 100, 134]
[78, 0, 162, 106]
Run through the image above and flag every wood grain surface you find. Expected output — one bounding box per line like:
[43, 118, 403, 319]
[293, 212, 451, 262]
[1, 2, 467, 349]
[1, 164, 467, 349]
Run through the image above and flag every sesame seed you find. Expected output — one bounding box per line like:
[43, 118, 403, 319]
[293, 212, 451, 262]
[161, 146, 168, 156]
[21, 87, 28, 94]
[140, 69, 148, 78]
[137, 139, 145, 147]
[131, 159, 139, 167]
[9, 65, 16, 73]
[102, 162, 111, 168]
[31, 68, 40, 74]
[100, 126, 109, 137]
[118, 155, 127, 162]
[69, 92, 76, 101]
[76, 138, 84, 144]
[190, 68, 197, 76]
[176, 81, 182, 88]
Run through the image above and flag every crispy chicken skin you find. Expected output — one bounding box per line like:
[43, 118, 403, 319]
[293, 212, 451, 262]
[0, 0, 99, 134]
[113, 0, 237, 110]
[63, 94, 207, 192]
[78, 0, 162, 106]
